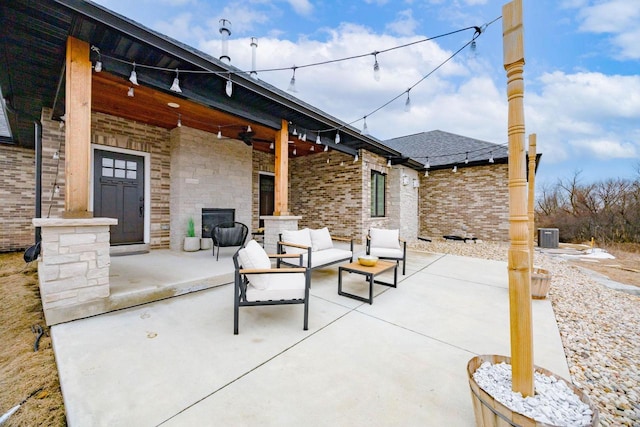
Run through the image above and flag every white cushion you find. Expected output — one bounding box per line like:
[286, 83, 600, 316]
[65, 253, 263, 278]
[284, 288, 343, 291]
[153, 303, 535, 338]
[283, 248, 352, 268]
[369, 247, 403, 259]
[370, 228, 401, 250]
[238, 240, 271, 290]
[245, 272, 306, 302]
[281, 228, 312, 254]
[310, 227, 333, 251]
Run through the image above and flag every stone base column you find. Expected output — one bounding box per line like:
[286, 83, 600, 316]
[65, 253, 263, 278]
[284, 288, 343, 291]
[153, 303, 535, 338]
[32, 217, 117, 325]
[260, 216, 301, 254]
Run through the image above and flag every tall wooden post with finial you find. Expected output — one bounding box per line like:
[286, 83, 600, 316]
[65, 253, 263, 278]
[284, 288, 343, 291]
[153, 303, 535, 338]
[503, 0, 534, 397]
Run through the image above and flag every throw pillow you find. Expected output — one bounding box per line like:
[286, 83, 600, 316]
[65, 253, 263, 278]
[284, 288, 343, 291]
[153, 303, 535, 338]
[238, 240, 271, 290]
[310, 227, 333, 251]
[281, 228, 312, 254]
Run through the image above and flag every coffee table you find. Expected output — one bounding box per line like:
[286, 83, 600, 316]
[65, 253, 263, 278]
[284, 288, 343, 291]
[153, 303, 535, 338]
[338, 260, 397, 304]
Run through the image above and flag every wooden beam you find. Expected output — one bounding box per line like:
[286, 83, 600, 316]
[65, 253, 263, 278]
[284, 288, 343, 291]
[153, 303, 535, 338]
[64, 36, 93, 218]
[503, 0, 533, 397]
[274, 119, 289, 216]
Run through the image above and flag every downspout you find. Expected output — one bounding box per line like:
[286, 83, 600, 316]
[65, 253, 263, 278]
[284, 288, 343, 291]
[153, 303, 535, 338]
[34, 119, 42, 243]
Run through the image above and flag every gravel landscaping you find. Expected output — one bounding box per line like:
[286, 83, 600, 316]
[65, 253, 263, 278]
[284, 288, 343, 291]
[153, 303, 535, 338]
[411, 240, 640, 427]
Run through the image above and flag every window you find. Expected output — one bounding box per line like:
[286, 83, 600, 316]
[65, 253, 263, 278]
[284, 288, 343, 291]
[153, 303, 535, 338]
[371, 170, 386, 217]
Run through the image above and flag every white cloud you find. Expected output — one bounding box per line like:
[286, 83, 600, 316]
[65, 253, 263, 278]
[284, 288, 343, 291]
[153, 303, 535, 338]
[287, 0, 313, 16]
[526, 71, 640, 163]
[385, 9, 419, 36]
[570, 138, 638, 159]
[574, 0, 640, 59]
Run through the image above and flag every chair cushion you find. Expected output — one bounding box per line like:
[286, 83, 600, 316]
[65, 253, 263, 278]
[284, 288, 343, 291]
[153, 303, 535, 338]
[310, 227, 333, 251]
[245, 272, 306, 302]
[370, 228, 401, 250]
[281, 228, 312, 254]
[285, 248, 351, 268]
[369, 247, 403, 259]
[238, 240, 271, 290]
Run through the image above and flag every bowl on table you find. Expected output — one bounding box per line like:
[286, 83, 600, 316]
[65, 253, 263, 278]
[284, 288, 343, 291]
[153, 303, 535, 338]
[357, 255, 378, 267]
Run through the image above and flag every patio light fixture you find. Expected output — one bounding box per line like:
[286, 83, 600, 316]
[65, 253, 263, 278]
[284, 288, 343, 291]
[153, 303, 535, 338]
[177, 114, 182, 127]
[424, 169, 429, 177]
[386, 158, 391, 167]
[129, 62, 139, 85]
[217, 126, 222, 139]
[489, 151, 494, 163]
[465, 152, 469, 164]
[324, 145, 329, 152]
[334, 131, 340, 144]
[170, 69, 182, 93]
[353, 153, 358, 162]
[316, 134, 321, 144]
[424, 157, 430, 169]
[452, 165, 458, 173]
[127, 87, 134, 97]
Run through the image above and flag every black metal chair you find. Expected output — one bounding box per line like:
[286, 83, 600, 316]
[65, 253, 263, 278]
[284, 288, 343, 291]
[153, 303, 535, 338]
[233, 240, 310, 334]
[212, 222, 248, 260]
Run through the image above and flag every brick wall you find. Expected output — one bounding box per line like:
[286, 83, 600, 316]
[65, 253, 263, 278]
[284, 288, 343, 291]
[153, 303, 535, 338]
[0, 145, 35, 251]
[169, 126, 252, 250]
[419, 163, 509, 241]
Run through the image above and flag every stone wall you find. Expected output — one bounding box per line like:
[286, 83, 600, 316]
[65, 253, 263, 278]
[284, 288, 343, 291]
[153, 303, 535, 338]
[0, 145, 35, 251]
[419, 163, 510, 241]
[169, 127, 252, 251]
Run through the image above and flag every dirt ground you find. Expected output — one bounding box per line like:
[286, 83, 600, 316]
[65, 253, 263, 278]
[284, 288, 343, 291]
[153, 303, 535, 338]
[0, 252, 66, 426]
[0, 242, 637, 426]
[563, 242, 640, 288]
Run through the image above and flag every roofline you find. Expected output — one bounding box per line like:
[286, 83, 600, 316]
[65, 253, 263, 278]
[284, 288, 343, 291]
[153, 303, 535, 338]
[54, 0, 402, 159]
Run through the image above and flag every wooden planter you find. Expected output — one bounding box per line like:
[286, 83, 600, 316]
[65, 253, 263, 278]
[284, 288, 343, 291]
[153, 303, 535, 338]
[531, 268, 551, 299]
[467, 355, 599, 427]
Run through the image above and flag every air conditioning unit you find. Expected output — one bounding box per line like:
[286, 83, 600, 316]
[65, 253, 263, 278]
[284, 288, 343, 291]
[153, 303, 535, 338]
[537, 228, 559, 249]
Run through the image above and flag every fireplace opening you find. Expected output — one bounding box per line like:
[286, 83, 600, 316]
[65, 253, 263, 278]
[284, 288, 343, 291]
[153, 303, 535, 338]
[202, 208, 235, 238]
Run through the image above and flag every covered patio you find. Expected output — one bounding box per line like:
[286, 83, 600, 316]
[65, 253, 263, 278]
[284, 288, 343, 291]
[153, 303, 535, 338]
[51, 248, 570, 425]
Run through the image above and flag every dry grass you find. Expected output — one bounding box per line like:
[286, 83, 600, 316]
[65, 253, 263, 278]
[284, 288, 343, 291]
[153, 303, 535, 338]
[0, 252, 66, 426]
[567, 242, 640, 288]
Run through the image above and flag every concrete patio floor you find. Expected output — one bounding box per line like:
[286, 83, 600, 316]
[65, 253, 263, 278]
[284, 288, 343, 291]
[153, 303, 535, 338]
[50, 248, 570, 426]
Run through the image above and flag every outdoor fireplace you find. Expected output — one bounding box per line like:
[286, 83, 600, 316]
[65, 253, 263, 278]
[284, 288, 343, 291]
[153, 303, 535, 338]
[202, 208, 235, 238]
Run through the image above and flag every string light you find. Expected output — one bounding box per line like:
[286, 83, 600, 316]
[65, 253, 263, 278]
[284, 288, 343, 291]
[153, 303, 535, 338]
[335, 131, 340, 144]
[226, 74, 233, 97]
[316, 134, 322, 144]
[288, 67, 297, 92]
[387, 158, 391, 167]
[170, 69, 182, 93]
[324, 145, 329, 152]
[424, 169, 429, 177]
[127, 87, 134, 97]
[361, 117, 369, 135]
[129, 62, 139, 85]
[86, 16, 500, 137]
[217, 126, 222, 139]
[465, 152, 469, 164]
[354, 152, 359, 162]
[425, 157, 430, 169]
[452, 165, 457, 173]
[404, 90, 411, 112]
[177, 113, 182, 127]
[373, 52, 380, 81]
[269, 142, 274, 149]
[91, 46, 102, 72]
[489, 151, 494, 163]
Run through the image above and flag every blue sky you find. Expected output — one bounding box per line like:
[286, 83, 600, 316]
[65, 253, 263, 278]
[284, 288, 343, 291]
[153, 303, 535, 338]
[93, 0, 640, 188]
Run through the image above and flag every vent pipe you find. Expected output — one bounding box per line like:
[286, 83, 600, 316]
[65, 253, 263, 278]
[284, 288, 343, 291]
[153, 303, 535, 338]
[250, 37, 258, 79]
[219, 19, 232, 63]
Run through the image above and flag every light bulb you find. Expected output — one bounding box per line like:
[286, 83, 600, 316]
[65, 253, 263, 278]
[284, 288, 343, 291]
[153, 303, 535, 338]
[129, 63, 139, 85]
[489, 152, 494, 163]
[424, 170, 429, 177]
[361, 117, 369, 135]
[127, 87, 134, 97]
[387, 159, 391, 167]
[335, 131, 340, 144]
[217, 128, 222, 139]
[269, 142, 274, 150]
[177, 114, 181, 127]
[354, 153, 358, 162]
[404, 91, 411, 112]
[288, 68, 297, 92]
[226, 79, 233, 97]
[425, 158, 430, 169]
[465, 152, 469, 164]
[293, 148, 297, 156]
[373, 52, 380, 81]
[452, 165, 457, 173]
[324, 145, 328, 152]
[53, 151, 59, 160]
[316, 134, 321, 145]
[94, 60, 102, 73]
[170, 69, 182, 93]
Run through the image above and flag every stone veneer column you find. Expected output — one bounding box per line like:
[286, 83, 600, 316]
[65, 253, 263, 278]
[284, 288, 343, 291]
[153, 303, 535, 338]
[33, 217, 117, 325]
[260, 216, 301, 254]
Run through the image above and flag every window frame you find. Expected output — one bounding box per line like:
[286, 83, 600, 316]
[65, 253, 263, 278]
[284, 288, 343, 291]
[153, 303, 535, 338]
[371, 170, 386, 218]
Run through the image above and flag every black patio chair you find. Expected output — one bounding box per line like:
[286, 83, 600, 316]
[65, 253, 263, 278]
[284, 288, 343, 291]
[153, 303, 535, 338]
[212, 222, 249, 260]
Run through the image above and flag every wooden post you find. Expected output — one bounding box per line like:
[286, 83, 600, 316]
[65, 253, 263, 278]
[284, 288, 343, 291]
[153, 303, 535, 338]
[528, 134, 537, 273]
[274, 119, 290, 216]
[64, 36, 93, 218]
[503, 0, 533, 397]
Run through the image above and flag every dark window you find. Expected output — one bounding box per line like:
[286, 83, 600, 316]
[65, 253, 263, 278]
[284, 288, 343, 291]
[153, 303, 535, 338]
[371, 170, 386, 217]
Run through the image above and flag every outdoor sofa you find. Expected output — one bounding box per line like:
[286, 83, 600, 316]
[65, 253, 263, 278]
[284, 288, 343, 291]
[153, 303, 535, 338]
[277, 227, 353, 270]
